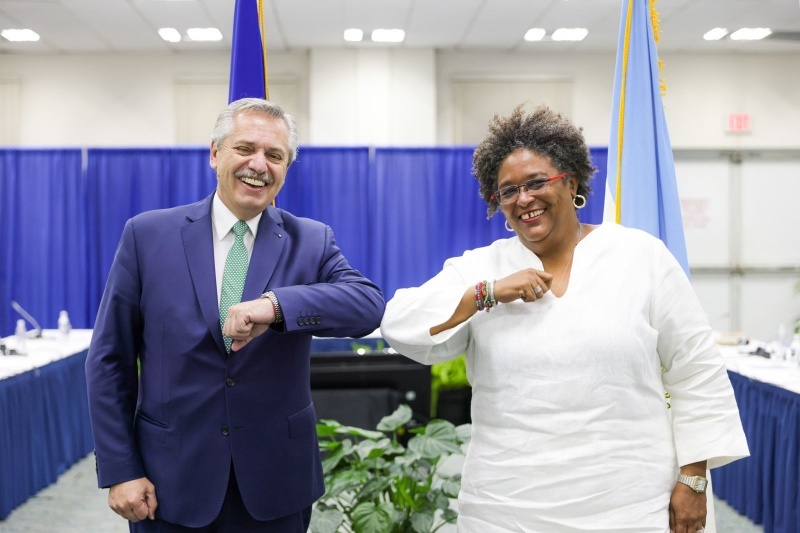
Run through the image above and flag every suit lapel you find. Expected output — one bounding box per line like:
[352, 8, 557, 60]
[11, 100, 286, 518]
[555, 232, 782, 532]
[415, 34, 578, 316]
[181, 194, 227, 355]
[242, 205, 286, 301]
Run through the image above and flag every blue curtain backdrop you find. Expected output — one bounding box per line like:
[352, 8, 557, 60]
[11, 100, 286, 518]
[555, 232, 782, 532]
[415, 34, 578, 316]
[0, 149, 87, 336]
[85, 148, 217, 321]
[372, 147, 507, 300]
[0, 146, 607, 336]
[279, 147, 372, 277]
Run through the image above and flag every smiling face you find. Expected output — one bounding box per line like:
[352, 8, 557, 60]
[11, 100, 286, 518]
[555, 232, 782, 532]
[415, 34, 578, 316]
[210, 111, 290, 221]
[497, 148, 578, 252]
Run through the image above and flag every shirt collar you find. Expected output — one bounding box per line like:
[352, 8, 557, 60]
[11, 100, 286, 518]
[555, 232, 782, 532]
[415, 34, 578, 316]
[212, 193, 262, 241]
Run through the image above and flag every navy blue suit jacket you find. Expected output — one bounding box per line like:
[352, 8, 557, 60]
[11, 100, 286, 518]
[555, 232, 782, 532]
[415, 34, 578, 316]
[85, 193, 384, 526]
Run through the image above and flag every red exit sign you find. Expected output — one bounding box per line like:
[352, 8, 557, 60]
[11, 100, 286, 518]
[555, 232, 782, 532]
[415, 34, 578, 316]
[727, 113, 751, 133]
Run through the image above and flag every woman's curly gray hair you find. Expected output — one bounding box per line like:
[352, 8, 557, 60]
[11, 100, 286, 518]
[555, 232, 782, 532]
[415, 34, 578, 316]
[472, 104, 596, 218]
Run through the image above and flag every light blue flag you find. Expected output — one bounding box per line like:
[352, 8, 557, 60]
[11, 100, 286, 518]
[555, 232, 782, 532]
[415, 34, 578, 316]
[604, 0, 689, 276]
[228, 0, 268, 103]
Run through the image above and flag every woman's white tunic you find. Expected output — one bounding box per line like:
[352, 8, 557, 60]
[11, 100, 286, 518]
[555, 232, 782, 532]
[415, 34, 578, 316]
[380, 224, 748, 532]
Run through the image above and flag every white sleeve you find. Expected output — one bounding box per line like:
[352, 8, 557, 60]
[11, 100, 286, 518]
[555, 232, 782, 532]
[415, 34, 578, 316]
[652, 241, 749, 469]
[380, 257, 474, 365]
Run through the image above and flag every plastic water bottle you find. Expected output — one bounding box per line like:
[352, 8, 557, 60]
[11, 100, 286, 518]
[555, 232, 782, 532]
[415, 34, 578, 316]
[58, 310, 72, 339]
[15, 319, 27, 355]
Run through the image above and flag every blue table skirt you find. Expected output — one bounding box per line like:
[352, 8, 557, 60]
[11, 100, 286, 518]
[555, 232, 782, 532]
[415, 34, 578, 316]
[712, 370, 800, 533]
[0, 349, 94, 520]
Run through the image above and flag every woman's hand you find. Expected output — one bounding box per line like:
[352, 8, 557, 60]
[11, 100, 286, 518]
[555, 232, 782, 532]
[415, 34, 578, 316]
[494, 268, 554, 303]
[669, 484, 706, 533]
[429, 269, 554, 336]
[670, 461, 708, 533]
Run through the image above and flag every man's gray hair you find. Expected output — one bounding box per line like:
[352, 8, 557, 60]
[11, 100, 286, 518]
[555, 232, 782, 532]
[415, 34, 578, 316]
[211, 98, 299, 166]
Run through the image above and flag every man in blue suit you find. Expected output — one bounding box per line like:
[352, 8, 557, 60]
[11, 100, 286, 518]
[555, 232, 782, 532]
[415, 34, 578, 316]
[85, 98, 385, 531]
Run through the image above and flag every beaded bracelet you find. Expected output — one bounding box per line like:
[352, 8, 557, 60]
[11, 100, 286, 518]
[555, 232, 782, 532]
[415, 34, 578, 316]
[475, 281, 486, 311]
[475, 280, 497, 312]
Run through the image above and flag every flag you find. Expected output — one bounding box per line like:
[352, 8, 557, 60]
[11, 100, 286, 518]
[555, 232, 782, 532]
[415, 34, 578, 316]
[604, 0, 689, 275]
[229, 0, 269, 103]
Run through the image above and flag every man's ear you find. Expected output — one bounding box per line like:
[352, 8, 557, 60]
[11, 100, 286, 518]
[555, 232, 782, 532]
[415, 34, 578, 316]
[209, 141, 218, 170]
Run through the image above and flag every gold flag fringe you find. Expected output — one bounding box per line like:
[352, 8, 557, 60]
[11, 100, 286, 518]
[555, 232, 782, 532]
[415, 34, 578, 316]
[650, 0, 667, 97]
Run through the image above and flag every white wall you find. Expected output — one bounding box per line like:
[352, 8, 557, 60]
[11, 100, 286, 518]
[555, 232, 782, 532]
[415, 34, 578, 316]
[1, 49, 798, 148]
[0, 52, 308, 146]
[309, 48, 436, 146]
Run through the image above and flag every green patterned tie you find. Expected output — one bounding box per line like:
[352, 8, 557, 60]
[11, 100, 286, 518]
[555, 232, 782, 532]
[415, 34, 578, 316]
[220, 220, 249, 352]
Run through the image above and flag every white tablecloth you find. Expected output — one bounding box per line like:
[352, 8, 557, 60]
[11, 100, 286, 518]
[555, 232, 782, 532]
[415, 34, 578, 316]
[719, 343, 800, 395]
[0, 329, 93, 380]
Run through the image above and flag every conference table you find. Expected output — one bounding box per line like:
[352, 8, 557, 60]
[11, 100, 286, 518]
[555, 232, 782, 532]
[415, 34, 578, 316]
[712, 344, 800, 533]
[0, 329, 94, 520]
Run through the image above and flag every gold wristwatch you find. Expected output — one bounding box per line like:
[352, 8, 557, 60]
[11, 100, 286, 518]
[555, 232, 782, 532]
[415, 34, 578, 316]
[677, 474, 708, 494]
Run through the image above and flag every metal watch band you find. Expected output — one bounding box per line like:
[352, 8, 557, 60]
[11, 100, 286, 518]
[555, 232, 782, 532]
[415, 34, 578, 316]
[677, 474, 707, 493]
[261, 291, 284, 323]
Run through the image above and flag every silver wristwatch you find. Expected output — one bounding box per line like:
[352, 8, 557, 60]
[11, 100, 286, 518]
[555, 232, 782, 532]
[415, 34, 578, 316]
[677, 474, 708, 494]
[260, 291, 283, 323]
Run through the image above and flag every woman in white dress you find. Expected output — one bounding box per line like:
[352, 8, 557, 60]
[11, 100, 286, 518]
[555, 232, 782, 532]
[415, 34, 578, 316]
[380, 106, 748, 533]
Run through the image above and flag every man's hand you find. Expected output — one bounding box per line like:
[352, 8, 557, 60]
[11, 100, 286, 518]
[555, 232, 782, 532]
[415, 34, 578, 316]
[223, 298, 275, 351]
[108, 477, 157, 522]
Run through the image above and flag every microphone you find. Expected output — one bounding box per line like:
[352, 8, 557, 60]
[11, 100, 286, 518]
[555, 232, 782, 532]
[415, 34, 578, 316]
[11, 300, 43, 338]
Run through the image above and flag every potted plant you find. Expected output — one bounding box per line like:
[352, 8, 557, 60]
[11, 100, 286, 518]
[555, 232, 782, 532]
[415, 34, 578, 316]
[311, 404, 470, 533]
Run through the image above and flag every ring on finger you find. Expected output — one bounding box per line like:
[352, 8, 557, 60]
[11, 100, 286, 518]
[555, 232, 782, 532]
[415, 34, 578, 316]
[534, 285, 543, 296]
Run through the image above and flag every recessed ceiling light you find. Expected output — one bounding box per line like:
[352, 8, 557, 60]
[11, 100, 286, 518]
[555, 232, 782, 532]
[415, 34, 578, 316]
[1, 29, 40, 42]
[524, 28, 546, 42]
[703, 28, 729, 41]
[344, 28, 363, 42]
[186, 27, 222, 41]
[729, 28, 772, 41]
[551, 28, 588, 42]
[371, 29, 405, 43]
[158, 28, 181, 43]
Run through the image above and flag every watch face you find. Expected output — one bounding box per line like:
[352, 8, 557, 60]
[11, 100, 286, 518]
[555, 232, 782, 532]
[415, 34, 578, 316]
[694, 478, 708, 493]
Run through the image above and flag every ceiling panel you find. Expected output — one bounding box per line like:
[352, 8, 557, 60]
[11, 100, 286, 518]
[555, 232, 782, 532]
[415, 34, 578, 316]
[461, 0, 553, 49]
[406, 0, 482, 48]
[0, 0, 797, 54]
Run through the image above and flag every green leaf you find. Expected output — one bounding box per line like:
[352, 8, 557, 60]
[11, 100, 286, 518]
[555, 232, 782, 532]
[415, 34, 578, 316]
[334, 425, 386, 440]
[355, 476, 392, 501]
[424, 419, 457, 439]
[322, 439, 353, 473]
[407, 421, 462, 458]
[441, 508, 458, 522]
[377, 404, 413, 432]
[441, 479, 461, 499]
[352, 501, 395, 533]
[455, 423, 472, 443]
[325, 469, 371, 498]
[316, 420, 343, 437]
[354, 438, 391, 460]
[410, 509, 435, 533]
[310, 506, 344, 533]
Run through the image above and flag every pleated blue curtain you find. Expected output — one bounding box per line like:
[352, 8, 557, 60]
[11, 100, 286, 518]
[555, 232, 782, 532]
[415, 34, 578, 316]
[0, 149, 86, 336]
[583, 147, 608, 225]
[85, 148, 216, 323]
[279, 148, 372, 277]
[371, 148, 507, 301]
